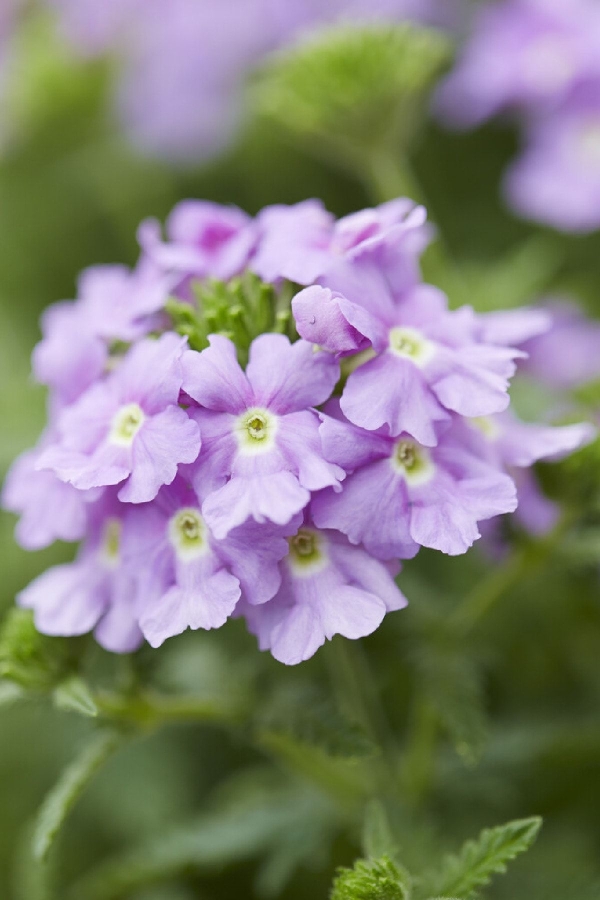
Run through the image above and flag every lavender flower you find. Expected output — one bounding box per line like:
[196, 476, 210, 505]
[242, 512, 407, 665]
[18, 491, 143, 653]
[437, 0, 600, 232]
[3, 195, 593, 664]
[37, 333, 201, 502]
[122, 477, 294, 647]
[293, 246, 520, 444]
[519, 299, 600, 390]
[252, 198, 431, 286]
[504, 83, 600, 231]
[312, 404, 517, 557]
[181, 333, 344, 537]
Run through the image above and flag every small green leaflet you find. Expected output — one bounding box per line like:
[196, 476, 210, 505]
[330, 856, 411, 900]
[426, 816, 542, 899]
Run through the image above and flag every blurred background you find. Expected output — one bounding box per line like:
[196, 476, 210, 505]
[1, 2, 600, 899]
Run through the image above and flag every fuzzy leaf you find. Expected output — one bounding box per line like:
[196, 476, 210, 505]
[32, 729, 123, 862]
[257, 24, 450, 171]
[331, 856, 411, 900]
[428, 817, 542, 899]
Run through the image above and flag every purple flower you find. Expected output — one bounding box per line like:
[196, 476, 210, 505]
[122, 477, 294, 647]
[18, 491, 143, 653]
[459, 410, 595, 537]
[252, 198, 430, 285]
[2, 438, 100, 550]
[182, 332, 343, 537]
[293, 249, 521, 444]
[36, 333, 201, 502]
[32, 261, 170, 407]
[312, 404, 518, 558]
[242, 511, 407, 665]
[436, 0, 600, 129]
[138, 200, 257, 293]
[504, 82, 600, 232]
[43, 0, 450, 161]
[476, 306, 552, 347]
[519, 299, 600, 389]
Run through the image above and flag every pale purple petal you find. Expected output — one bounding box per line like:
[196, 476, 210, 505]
[341, 354, 449, 444]
[202, 471, 310, 538]
[18, 561, 107, 636]
[181, 335, 251, 411]
[246, 334, 340, 412]
[118, 406, 200, 503]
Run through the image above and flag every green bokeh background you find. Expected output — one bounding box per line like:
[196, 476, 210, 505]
[1, 15, 600, 900]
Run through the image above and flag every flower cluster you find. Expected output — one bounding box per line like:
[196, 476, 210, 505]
[437, 0, 600, 232]
[2, 197, 594, 664]
[12, 0, 454, 162]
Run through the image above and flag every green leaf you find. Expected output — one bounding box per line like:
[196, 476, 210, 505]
[259, 682, 375, 760]
[331, 856, 411, 900]
[362, 800, 398, 861]
[70, 771, 337, 900]
[53, 675, 99, 718]
[256, 24, 450, 174]
[0, 608, 79, 691]
[427, 817, 542, 899]
[32, 729, 123, 862]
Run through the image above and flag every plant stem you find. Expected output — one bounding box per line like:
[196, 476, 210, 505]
[326, 639, 402, 811]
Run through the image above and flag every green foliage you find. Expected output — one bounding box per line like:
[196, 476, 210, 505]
[0, 608, 78, 691]
[71, 770, 338, 900]
[259, 682, 375, 760]
[361, 801, 398, 862]
[53, 675, 99, 718]
[256, 24, 450, 175]
[167, 272, 297, 365]
[32, 729, 123, 863]
[425, 817, 542, 899]
[331, 856, 411, 900]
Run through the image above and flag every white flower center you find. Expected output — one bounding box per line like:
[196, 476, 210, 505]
[577, 119, 600, 169]
[168, 507, 208, 561]
[391, 438, 435, 486]
[109, 403, 145, 446]
[287, 527, 328, 578]
[470, 416, 501, 441]
[388, 327, 434, 367]
[522, 35, 574, 93]
[101, 518, 121, 568]
[235, 407, 278, 455]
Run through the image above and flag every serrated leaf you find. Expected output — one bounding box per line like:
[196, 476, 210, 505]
[53, 675, 99, 718]
[331, 856, 411, 900]
[428, 817, 542, 899]
[32, 729, 123, 862]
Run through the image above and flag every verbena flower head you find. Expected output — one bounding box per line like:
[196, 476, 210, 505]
[2, 196, 593, 664]
[437, 0, 600, 232]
